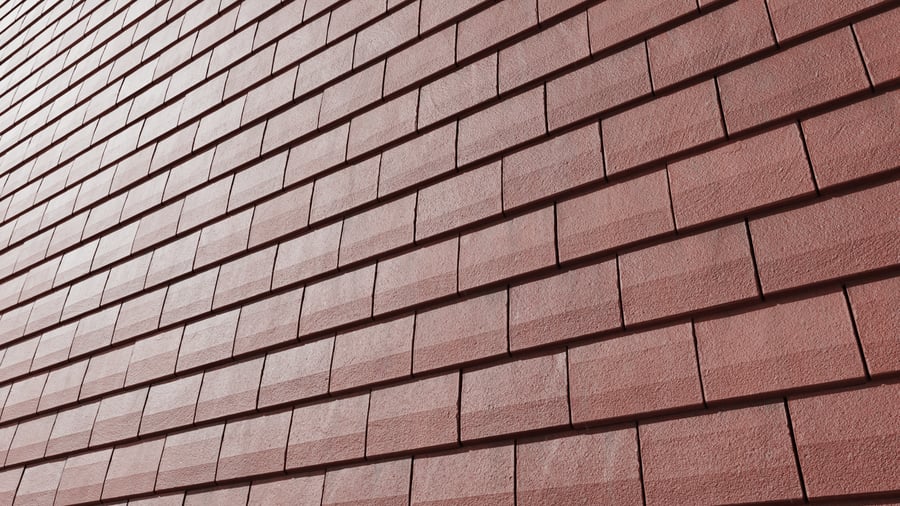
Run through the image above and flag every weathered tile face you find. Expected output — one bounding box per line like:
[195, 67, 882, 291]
[411, 445, 514, 505]
[6, 0, 897, 503]
[102, 438, 166, 500]
[287, 394, 370, 469]
[641, 403, 803, 504]
[157, 425, 225, 490]
[367, 372, 459, 456]
[461, 353, 569, 441]
[517, 429, 642, 505]
[323, 459, 411, 506]
[258, 337, 332, 408]
[90, 387, 149, 446]
[195, 358, 264, 422]
[217, 410, 292, 480]
[141, 373, 203, 435]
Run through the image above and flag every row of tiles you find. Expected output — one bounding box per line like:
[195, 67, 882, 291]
[3, 0, 898, 314]
[0, 0, 76, 71]
[3, 0, 897, 260]
[0, 0, 356, 188]
[1, 1, 898, 343]
[4, 0, 896, 167]
[0, 0, 101, 91]
[0, 92, 897, 389]
[3, 2, 897, 341]
[3, 378, 899, 505]
[0, 0, 298, 190]
[0, 0, 609, 267]
[0, 0, 275, 137]
[0, 0, 198, 143]
[0, 270, 896, 476]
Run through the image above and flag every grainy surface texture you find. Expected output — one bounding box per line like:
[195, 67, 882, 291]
[0, 0, 897, 504]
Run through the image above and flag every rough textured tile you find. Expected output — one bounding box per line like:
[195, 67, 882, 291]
[503, 125, 603, 210]
[347, 92, 417, 159]
[55, 449, 112, 506]
[749, 180, 900, 293]
[7, 413, 55, 465]
[141, 374, 203, 435]
[249, 474, 325, 505]
[457, 86, 544, 166]
[570, 323, 703, 423]
[412, 446, 514, 505]
[217, 410, 291, 480]
[459, 207, 555, 291]
[177, 310, 239, 371]
[194, 209, 253, 267]
[374, 237, 458, 315]
[235, 288, 303, 355]
[39, 360, 89, 411]
[0, 468, 24, 506]
[367, 372, 459, 456]
[258, 337, 333, 408]
[379, 123, 456, 197]
[517, 429, 642, 505]
[588, 0, 696, 54]
[73, 306, 120, 355]
[384, 27, 455, 95]
[90, 387, 149, 446]
[285, 126, 349, 185]
[697, 292, 864, 401]
[789, 382, 900, 498]
[416, 161, 502, 240]
[718, 28, 869, 134]
[214, 246, 276, 308]
[184, 485, 250, 506]
[510, 262, 621, 351]
[603, 80, 724, 174]
[421, 55, 498, 130]
[669, 124, 814, 228]
[767, 0, 885, 42]
[457, 0, 537, 60]
[420, 0, 484, 31]
[299, 266, 375, 336]
[102, 438, 165, 500]
[320, 62, 385, 126]
[414, 291, 507, 373]
[854, 6, 900, 85]
[641, 403, 802, 504]
[125, 328, 183, 386]
[354, 2, 418, 65]
[802, 90, 900, 189]
[14, 460, 65, 506]
[32, 323, 76, 370]
[499, 13, 589, 92]
[339, 195, 415, 266]
[648, 0, 774, 89]
[331, 316, 413, 392]
[261, 95, 321, 153]
[322, 459, 410, 506]
[287, 394, 369, 468]
[81, 345, 133, 400]
[557, 169, 674, 261]
[461, 353, 569, 440]
[619, 224, 758, 324]
[273, 223, 341, 288]
[157, 425, 224, 490]
[196, 358, 264, 421]
[848, 276, 900, 376]
[249, 185, 313, 246]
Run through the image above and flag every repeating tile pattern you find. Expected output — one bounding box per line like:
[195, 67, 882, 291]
[0, 0, 897, 503]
